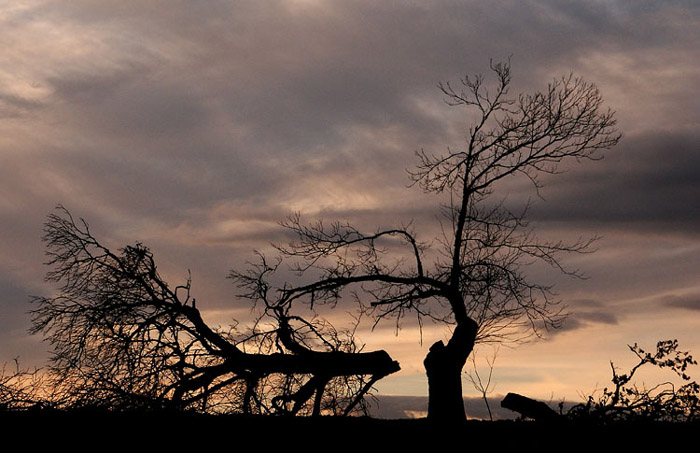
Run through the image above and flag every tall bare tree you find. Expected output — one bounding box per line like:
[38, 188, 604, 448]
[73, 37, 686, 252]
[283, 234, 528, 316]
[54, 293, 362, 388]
[238, 60, 621, 420]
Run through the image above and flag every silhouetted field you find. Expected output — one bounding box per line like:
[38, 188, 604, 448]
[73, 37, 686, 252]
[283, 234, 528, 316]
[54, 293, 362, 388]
[3, 409, 696, 450]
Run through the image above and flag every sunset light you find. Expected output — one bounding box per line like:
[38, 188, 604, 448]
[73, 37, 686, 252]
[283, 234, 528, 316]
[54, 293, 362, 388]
[1, 1, 698, 434]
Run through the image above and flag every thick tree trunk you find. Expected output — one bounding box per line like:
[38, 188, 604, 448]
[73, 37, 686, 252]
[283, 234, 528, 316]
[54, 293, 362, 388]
[424, 317, 478, 421]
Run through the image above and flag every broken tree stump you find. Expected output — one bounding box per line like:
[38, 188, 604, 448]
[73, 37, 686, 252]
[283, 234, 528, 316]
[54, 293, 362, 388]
[501, 393, 560, 421]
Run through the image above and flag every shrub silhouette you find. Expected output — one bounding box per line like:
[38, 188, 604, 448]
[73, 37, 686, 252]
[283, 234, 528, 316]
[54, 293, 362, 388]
[567, 339, 699, 422]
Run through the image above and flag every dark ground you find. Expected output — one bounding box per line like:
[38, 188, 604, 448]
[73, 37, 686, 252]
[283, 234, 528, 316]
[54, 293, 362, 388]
[2, 410, 697, 450]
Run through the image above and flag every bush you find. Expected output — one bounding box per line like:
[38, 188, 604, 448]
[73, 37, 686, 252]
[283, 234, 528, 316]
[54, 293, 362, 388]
[567, 339, 699, 422]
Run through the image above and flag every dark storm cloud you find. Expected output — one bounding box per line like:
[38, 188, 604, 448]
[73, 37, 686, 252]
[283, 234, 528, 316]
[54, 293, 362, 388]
[0, 0, 695, 274]
[40, 140, 285, 226]
[0, 93, 42, 118]
[33, 1, 687, 142]
[0, 273, 34, 332]
[554, 299, 620, 334]
[529, 130, 700, 232]
[0, 270, 48, 365]
[48, 70, 209, 139]
[6, 0, 695, 223]
[662, 294, 700, 311]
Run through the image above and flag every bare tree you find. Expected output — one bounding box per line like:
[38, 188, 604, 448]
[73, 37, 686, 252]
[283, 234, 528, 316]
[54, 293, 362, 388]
[466, 348, 498, 421]
[238, 59, 621, 421]
[27, 207, 399, 415]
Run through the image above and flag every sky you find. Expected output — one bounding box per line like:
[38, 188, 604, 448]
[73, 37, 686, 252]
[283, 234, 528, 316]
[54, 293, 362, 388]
[1, 0, 699, 418]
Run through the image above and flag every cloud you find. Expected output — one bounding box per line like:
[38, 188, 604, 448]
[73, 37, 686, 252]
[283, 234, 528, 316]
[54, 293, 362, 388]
[0, 268, 49, 365]
[4, 0, 697, 228]
[662, 294, 700, 311]
[553, 299, 620, 334]
[530, 129, 700, 232]
[1, 0, 699, 400]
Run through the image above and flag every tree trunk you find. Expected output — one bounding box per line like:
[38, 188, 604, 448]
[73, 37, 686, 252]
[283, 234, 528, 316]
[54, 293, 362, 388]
[500, 393, 560, 421]
[424, 317, 478, 421]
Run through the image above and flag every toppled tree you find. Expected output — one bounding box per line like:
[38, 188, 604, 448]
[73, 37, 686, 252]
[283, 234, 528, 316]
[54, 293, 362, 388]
[567, 340, 699, 422]
[237, 59, 621, 421]
[26, 207, 399, 415]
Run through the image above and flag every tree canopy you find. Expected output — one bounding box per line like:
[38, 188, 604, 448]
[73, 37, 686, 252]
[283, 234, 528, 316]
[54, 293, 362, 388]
[233, 59, 621, 420]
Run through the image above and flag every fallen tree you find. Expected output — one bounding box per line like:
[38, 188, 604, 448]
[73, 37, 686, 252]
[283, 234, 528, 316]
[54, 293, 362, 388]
[22, 207, 399, 415]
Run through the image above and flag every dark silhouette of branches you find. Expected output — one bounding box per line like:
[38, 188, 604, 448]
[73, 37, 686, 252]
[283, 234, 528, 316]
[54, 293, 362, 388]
[13, 59, 621, 423]
[24, 206, 399, 415]
[568, 340, 699, 422]
[235, 59, 620, 420]
[0, 360, 50, 411]
[466, 348, 498, 421]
